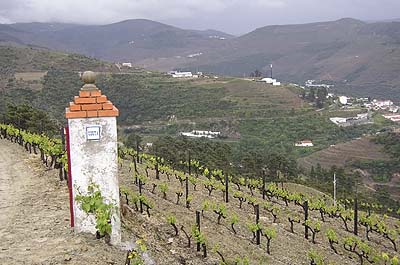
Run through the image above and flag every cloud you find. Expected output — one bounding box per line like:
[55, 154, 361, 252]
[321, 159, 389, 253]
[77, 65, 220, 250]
[251, 0, 287, 8]
[0, 16, 12, 24]
[0, 0, 228, 23]
[0, 0, 291, 24]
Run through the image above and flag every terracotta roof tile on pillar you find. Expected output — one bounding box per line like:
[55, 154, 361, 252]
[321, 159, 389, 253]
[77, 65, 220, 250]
[65, 71, 119, 119]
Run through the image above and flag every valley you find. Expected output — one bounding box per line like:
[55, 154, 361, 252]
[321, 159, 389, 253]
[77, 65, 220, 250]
[1, 16, 400, 263]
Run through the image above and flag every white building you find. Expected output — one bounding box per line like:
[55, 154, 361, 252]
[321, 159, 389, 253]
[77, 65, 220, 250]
[261, 78, 276, 84]
[339, 96, 348, 105]
[209, 35, 226, 40]
[272, 82, 281, 86]
[372, 99, 393, 109]
[180, 130, 221, 139]
[330, 112, 370, 126]
[169, 71, 193, 78]
[122, 62, 132, 68]
[389, 106, 399, 113]
[295, 140, 314, 147]
[355, 113, 368, 120]
[330, 117, 348, 125]
[383, 114, 400, 122]
[305, 79, 333, 88]
[187, 52, 203, 58]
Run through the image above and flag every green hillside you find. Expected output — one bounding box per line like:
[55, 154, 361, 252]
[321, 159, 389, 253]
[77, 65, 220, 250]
[1, 45, 398, 208]
[0, 45, 391, 158]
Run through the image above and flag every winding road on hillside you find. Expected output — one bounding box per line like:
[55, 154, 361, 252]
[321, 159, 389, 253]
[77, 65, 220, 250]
[0, 139, 125, 264]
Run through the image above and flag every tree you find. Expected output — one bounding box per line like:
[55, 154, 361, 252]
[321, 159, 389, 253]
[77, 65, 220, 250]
[124, 132, 142, 149]
[252, 69, 262, 77]
[308, 88, 316, 102]
[3, 104, 59, 136]
[316, 88, 328, 108]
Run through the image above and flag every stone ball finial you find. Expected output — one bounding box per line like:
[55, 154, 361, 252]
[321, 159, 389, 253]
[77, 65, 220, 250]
[81, 71, 98, 90]
[82, 71, 96, 84]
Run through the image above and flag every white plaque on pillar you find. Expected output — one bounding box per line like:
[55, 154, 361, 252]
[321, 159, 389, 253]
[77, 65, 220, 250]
[86, 126, 101, 141]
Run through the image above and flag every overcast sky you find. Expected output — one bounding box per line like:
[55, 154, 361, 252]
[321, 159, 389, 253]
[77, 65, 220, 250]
[0, 0, 399, 34]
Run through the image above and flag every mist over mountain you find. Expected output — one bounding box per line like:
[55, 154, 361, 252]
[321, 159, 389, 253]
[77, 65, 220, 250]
[1, 18, 400, 100]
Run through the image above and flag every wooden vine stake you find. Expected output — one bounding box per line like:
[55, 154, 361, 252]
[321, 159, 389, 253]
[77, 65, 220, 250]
[262, 168, 266, 200]
[354, 197, 358, 236]
[225, 173, 229, 203]
[255, 204, 261, 245]
[196, 210, 201, 251]
[186, 151, 190, 208]
[304, 201, 309, 239]
[59, 127, 65, 181]
[136, 139, 140, 164]
[139, 178, 143, 213]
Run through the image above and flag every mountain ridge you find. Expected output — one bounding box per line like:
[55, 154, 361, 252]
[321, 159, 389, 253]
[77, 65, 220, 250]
[1, 18, 400, 100]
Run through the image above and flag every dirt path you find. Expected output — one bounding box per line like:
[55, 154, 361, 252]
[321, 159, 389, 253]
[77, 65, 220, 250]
[0, 139, 125, 265]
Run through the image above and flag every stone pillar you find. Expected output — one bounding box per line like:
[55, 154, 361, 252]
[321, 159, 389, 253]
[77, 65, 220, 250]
[65, 71, 121, 245]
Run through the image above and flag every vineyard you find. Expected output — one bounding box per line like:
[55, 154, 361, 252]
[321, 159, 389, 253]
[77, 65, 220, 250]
[116, 147, 400, 264]
[1, 123, 399, 264]
[298, 137, 390, 172]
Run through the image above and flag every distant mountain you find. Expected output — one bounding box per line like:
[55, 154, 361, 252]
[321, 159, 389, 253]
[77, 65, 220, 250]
[0, 19, 234, 62]
[1, 18, 400, 100]
[182, 18, 400, 101]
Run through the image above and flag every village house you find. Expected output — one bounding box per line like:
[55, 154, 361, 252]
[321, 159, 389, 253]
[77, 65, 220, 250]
[338, 96, 349, 105]
[295, 140, 314, 147]
[372, 99, 393, 110]
[180, 130, 221, 139]
[168, 71, 194, 78]
[122, 62, 132, 68]
[383, 114, 400, 122]
[305, 80, 333, 88]
[389, 105, 399, 113]
[330, 112, 371, 127]
[259, 77, 281, 86]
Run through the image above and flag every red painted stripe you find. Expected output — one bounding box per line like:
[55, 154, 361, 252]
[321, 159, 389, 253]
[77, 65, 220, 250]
[65, 126, 74, 227]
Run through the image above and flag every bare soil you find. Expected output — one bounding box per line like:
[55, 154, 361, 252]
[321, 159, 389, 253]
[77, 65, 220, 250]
[0, 139, 125, 265]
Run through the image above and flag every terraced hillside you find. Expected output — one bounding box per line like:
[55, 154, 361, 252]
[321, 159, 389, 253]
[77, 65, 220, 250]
[2, 44, 397, 211]
[298, 137, 390, 171]
[117, 149, 400, 264]
[1, 123, 399, 265]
